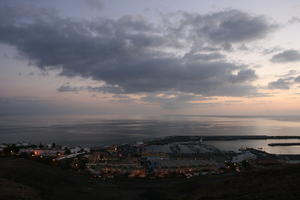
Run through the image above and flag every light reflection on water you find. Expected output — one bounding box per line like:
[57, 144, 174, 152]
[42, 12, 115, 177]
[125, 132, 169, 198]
[205, 139, 300, 155]
[0, 115, 300, 154]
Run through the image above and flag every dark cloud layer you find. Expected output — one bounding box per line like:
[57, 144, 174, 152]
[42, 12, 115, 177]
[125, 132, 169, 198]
[178, 10, 276, 44]
[0, 2, 277, 101]
[271, 50, 300, 63]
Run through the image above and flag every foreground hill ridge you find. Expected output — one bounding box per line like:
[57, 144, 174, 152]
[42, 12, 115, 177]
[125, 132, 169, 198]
[1, 158, 300, 200]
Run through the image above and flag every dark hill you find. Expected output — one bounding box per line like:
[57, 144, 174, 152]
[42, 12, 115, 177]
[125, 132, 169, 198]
[1, 158, 300, 200]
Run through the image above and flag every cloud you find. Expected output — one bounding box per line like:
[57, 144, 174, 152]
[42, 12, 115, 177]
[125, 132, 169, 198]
[141, 93, 215, 109]
[111, 94, 136, 103]
[268, 72, 300, 90]
[268, 79, 291, 90]
[0, 4, 276, 102]
[271, 50, 300, 63]
[295, 76, 300, 83]
[229, 69, 258, 83]
[57, 85, 80, 92]
[223, 100, 243, 103]
[183, 52, 225, 61]
[84, 0, 103, 10]
[57, 84, 124, 94]
[288, 17, 300, 24]
[263, 47, 282, 55]
[171, 9, 277, 48]
[277, 70, 298, 78]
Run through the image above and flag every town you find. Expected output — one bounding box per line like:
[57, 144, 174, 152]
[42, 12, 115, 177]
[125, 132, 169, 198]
[1, 137, 300, 180]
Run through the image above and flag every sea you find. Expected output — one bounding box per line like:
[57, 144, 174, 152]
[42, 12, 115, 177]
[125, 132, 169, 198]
[1, 115, 300, 154]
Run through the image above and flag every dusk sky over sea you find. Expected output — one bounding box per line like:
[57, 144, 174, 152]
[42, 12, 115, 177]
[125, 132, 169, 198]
[1, 0, 300, 116]
[2, 3, 300, 199]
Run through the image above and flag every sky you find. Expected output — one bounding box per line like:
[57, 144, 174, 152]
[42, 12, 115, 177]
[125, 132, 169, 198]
[0, 0, 300, 116]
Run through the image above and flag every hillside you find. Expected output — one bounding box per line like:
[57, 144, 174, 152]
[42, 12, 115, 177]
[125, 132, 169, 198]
[0, 158, 300, 200]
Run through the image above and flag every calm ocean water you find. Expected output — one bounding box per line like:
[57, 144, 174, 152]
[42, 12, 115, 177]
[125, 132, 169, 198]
[1, 115, 300, 154]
